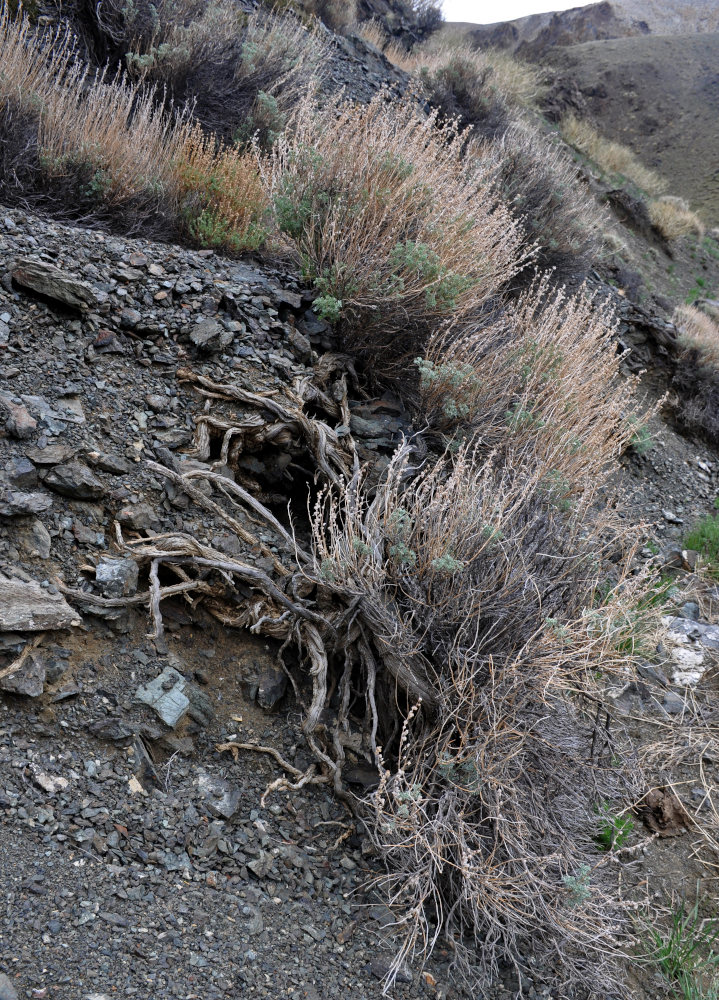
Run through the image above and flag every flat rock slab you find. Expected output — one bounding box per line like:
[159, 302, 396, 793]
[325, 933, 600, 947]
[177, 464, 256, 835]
[197, 770, 241, 819]
[12, 258, 98, 311]
[0, 578, 81, 631]
[135, 667, 190, 728]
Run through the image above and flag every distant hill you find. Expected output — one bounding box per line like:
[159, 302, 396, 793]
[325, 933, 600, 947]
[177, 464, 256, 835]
[444, 1, 719, 226]
[445, 1, 719, 58]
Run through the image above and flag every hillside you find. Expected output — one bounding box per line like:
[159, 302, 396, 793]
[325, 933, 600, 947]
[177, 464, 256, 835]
[548, 32, 719, 226]
[2, 1, 719, 999]
[449, 0, 719, 55]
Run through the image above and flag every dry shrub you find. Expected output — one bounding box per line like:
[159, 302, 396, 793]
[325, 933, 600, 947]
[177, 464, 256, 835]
[357, 17, 387, 49]
[649, 195, 705, 241]
[124, 5, 326, 142]
[562, 113, 666, 196]
[267, 92, 524, 378]
[671, 305, 719, 442]
[674, 304, 719, 366]
[176, 125, 271, 252]
[481, 123, 607, 289]
[417, 279, 642, 491]
[301, 0, 356, 32]
[0, 3, 182, 219]
[304, 438, 647, 992]
[408, 41, 541, 135]
[0, 2, 272, 247]
[408, 0, 443, 35]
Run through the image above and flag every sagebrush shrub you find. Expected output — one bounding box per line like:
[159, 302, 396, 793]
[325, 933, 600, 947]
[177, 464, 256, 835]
[124, 5, 326, 141]
[481, 123, 607, 289]
[301, 0, 356, 32]
[176, 125, 271, 252]
[408, 42, 541, 138]
[417, 278, 643, 491]
[266, 92, 524, 380]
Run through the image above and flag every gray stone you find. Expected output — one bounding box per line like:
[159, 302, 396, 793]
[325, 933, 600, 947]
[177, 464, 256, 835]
[43, 462, 105, 500]
[680, 601, 700, 621]
[0, 396, 36, 439]
[25, 443, 74, 465]
[6, 456, 37, 489]
[115, 501, 160, 531]
[15, 518, 52, 559]
[135, 667, 190, 728]
[85, 450, 131, 475]
[0, 651, 46, 697]
[0, 489, 52, 518]
[197, 770, 241, 819]
[257, 663, 288, 710]
[287, 327, 312, 362]
[0, 972, 19, 1000]
[0, 577, 81, 631]
[190, 318, 233, 351]
[95, 557, 139, 598]
[663, 691, 686, 715]
[119, 307, 142, 329]
[12, 258, 98, 310]
[350, 414, 387, 438]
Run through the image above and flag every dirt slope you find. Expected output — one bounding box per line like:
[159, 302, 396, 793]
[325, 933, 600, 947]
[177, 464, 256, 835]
[549, 32, 719, 225]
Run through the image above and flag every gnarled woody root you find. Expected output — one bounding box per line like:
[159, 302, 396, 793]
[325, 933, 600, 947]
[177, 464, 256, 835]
[79, 423, 656, 996]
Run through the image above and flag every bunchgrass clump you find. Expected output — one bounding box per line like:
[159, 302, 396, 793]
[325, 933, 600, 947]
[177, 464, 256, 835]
[684, 513, 719, 572]
[642, 896, 719, 1000]
[561, 113, 666, 195]
[650, 196, 705, 241]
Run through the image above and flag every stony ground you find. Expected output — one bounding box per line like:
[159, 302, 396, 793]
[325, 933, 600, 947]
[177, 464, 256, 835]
[1, 187, 719, 1000]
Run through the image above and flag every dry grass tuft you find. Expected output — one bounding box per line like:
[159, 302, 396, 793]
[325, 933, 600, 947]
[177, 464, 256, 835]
[412, 40, 542, 110]
[176, 125, 271, 252]
[0, 1, 272, 248]
[674, 304, 719, 366]
[301, 0, 356, 32]
[562, 113, 667, 196]
[418, 278, 643, 490]
[267, 92, 524, 377]
[123, 4, 327, 141]
[0, 4, 183, 214]
[649, 195, 705, 241]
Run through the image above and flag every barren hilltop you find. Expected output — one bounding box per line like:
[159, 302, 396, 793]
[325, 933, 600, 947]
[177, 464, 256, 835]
[1, 1, 719, 999]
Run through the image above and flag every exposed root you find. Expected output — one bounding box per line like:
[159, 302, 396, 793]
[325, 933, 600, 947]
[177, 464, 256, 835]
[217, 740, 328, 806]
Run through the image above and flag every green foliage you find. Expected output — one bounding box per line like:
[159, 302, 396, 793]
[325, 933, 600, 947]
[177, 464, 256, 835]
[505, 402, 546, 431]
[415, 356, 483, 422]
[563, 864, 592, 908]
[235, 91, 286, 150]
[642, 895, 719, 1000]
[388, 240, 472, 311]
[184, 206, 267, 252]
[595, 801, 634, 851]
[685, 514, 719, 572]
[314, 293, 342, 323]
[686, 276, 708, 305]
[542, 469, 572, 512]
[430, 552, 465, 576]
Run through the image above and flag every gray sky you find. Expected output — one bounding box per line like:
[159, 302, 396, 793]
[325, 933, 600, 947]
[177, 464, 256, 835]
[442, 0, 594, 24]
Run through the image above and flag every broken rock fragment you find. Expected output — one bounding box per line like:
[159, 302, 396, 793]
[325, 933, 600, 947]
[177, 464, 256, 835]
[0, 576, 81, 631]
[0, 651, 46, 697]
[42, 462, 105, 500]
[135, 666, 190, 728]
[95, 557, 139, 598]
[12, 257, 98, 311]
